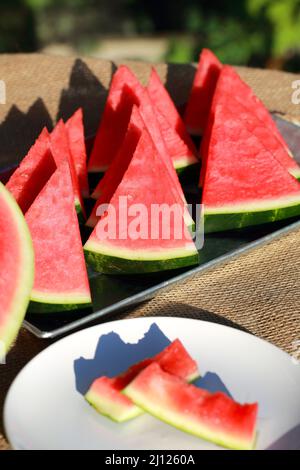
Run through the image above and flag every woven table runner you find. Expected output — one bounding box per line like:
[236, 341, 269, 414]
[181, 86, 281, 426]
[0, 54, 299, 450]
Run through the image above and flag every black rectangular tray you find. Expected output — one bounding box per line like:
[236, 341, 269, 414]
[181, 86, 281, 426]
[2, 115, 300, 339]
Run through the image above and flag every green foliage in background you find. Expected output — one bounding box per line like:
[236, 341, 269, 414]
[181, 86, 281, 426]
[0, 0, 299, 70]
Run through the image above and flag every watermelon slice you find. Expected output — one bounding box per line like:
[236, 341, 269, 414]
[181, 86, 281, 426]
[0, 182, 34, 358]
[124, 363, 258, 450]
[88, 105, 193, 230]
[6, 128, 56, 213]
[88, 66, 140, 174]
[25, 162, 91, 313]
[199, 68, 300, 187]
[85, 339, 199, 422]
[50, 120, 86, 220]
[205, 66, 300, 180]
[202, 103, 300, 232]
[147, 68, 198, 172]
[184, 49, 222, 136]
[66, 109, 90, 198]
[84, 120, 199, 274]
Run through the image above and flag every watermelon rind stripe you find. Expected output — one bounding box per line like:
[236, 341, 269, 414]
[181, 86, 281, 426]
[123, 387, 255, 450]
[85, 389, 143, 423]
[173, 155, 199, 171]
[290, 167, 300, 181]
[28, 290, 92, 314]
[84, 242, 199, 274]
[205, 196, 300, 232]
[0, 184, 34, 356]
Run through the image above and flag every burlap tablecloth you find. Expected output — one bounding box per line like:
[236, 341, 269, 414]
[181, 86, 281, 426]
[0, 54, 299, 450]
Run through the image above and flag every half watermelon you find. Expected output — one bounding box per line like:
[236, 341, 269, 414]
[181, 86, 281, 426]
[147, 68, 198, 172]
[0, 182, 34, 358]
[84, 116, 199, 274]
[184, 48, 222, 136]
[85, 339, 199, 422]
[6, 128, 56, 213]
[124, 363, 258, 450]
[66, 108, 90, 198]
[202, 103, 300, 232]
[26, 162, 91, 313]
[50, 120, 86, 220]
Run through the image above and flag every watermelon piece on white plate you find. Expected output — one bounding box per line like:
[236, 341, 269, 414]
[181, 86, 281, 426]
[85, 339, 199, 422]
[124, 362, 258, 450]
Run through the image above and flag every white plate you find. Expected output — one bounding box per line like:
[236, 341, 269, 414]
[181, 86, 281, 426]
[4, 317, 300, 450]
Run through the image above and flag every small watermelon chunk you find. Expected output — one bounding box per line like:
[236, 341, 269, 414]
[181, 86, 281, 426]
[66, 108, 90, 198]
[84, 113, 199, 274]
[26, 162, 91, 313]
[0, 183, 34, 358]
[85, 339, 199, 422]
[6, 128, 56, 213]
[51, 120, 86, 220]
[147, 68, 198, 172]
[202, 103, 300, 232]
[184, 49, 222, 136]
[124, 363, 258, 450]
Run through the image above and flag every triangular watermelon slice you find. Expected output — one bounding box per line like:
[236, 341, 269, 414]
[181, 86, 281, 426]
[199, 66, 300, 186]
[184, 49, 222, 136]
[6, 128, 56, 213]
[26, 162, 91, 313]
[66, 108, 90, 198]
[88, 104, 194, 230]
[88, 66, 140, 174]
[147, 68, 198, 172]
[209, 66, 299, 179]
[84, 121, 199, 274]
[0, 182, 34, 359]
[202, 103, 300, 233]
[51, 120, 86, 220]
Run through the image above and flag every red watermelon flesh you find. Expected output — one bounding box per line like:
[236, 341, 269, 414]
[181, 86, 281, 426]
[124, 363, 258, 450]
[87, 106, 143, 227]
[84, 122, 199, 274]
[66, 108, 90, 198]
[85, 339, 199, 422]
[202, 103, 300, 231]
[147, 68, 198, 169]
[216, 66, 295, 166]
[25, 162, 91, 312]
[199, 70, 300, 186]
[51, 120, 86, 218]
[184, 49, 222, 136]
[6, 128, 56, 213]
[88, 66, 140, 173]
[0, 183, 34, 358]
[88, 104, 193, 230]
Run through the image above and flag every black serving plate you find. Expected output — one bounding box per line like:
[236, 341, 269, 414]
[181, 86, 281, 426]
[1, 115, 300, 339]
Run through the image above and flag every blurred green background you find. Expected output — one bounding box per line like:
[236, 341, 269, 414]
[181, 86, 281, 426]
[0, 0, 299, 71]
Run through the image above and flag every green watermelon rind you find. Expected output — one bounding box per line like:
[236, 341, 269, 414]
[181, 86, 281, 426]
[123, 386, 255, 450]
[84, 242, 199, 274]
[290, 167, 300, 181]
[204, 197, 300, 233]
[28, 290, 92, 314]
[85, 389, 143, 423]
[0, 184, 34, 357]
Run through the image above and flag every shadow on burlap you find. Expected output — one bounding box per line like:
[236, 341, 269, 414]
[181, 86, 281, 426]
[0, 54, 299, 449]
